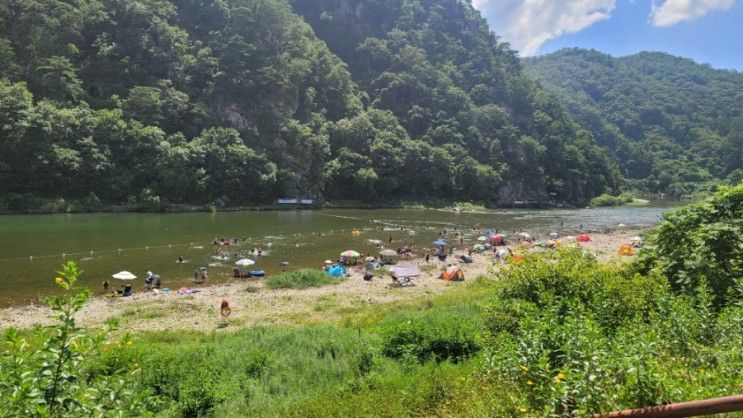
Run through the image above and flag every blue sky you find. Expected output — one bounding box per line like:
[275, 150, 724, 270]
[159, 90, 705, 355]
[473, 0, 743, 70]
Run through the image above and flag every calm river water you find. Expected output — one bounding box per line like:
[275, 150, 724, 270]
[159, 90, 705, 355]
[0, 206, 673, 306]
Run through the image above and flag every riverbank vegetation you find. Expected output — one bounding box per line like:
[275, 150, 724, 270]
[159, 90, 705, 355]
[265, 269, 342, 290]
[2, 185, 741, 417]
[590, 192, 634, 207]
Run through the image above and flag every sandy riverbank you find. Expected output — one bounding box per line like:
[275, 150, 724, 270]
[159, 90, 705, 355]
[0, 229, 646, 332]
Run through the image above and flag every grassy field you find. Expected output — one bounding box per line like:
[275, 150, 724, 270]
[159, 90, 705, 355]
[84, 248, 740, 417]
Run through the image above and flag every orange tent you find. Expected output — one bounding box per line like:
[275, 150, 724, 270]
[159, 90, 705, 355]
[440, 266, 464, 281]
[618, 245, 635, 256]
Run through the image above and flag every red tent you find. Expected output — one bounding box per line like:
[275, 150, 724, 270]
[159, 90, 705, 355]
[489, 234, 505, 246]
[576, 234, 591, 242]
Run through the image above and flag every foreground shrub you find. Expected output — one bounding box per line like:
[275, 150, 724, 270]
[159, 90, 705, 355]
[482, 249, 741, 417]
[265, 269, 342, 289]
[379, 309, 480, 364]
[0, 262, 148, 417]
[635, 182, 743, 308]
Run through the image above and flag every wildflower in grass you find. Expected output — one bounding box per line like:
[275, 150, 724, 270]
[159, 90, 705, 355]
[519, 365, 528, 372]
[527, 380, 533, 386]
[519, 407, 528, 413]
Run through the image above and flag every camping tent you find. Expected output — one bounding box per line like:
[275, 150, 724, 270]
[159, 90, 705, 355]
[618, 245, 635, 256]
[326, 265, 346, 277]
[440, 265, 464, 281]
[576, 234, 591, 242]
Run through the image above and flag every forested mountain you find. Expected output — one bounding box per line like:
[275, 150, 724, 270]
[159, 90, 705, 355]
[0, 0, 621, 209]
[525, 48, 743, 196]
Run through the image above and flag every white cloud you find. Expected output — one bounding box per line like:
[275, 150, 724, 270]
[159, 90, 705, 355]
[650, 0, 735, 27]
[472, 0, 616, 56]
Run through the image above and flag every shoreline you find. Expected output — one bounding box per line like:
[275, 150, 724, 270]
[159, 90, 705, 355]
[0, 229, 646, 332]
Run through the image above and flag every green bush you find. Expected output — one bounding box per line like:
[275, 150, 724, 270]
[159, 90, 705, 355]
[635, 182, 743, 308]
[590, 192, 633, 207]
[481, 248, 741, 417]
[265, 269, 342, 289]
[0, 262, 149, 416]
[379, 309, 480, 364]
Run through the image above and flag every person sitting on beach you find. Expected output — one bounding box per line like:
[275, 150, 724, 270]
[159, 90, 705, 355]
[155, 275, 162, 289]
[495, 248, 512, 264]
[178, 256, 184, 263]
[123, 284, 133, 297]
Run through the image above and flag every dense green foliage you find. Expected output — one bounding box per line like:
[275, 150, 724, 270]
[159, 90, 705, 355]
[590, 192, 633, 207]
[636, 182, 743, 308]
[292, 0, 619, 204]
[481, 248, 740, 416]
[264, 268, 342, 289]
[525, 49, 743, 196]
[0, 0, 620, 209]
[0, 262, 148, 417]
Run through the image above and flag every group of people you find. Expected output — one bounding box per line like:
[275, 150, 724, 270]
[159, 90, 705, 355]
[101, 270, 163, 297]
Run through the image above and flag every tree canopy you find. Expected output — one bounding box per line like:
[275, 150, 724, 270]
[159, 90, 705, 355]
[525, 48, 743, 196]
[1, 1, 624, 208]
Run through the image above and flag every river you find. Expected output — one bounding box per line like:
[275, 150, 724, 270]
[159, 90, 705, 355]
[0, 205, 673, 306]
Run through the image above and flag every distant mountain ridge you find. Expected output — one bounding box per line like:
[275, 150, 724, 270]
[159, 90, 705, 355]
[524, 48, 743, 195]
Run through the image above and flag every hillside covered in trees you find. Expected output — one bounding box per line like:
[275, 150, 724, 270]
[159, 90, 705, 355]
[0, 0, 620, 210]
[525, 48, 743, 196]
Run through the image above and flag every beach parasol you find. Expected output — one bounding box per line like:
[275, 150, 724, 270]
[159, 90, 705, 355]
[340, 250, 361, 258]
[380, 249, 398, 257]
[235, 258, 255, 267]
[324, 260, 333, 265]
[112, 271, 137, 280]
[477, 236, 488, 242]
[433, 239, 448, 246]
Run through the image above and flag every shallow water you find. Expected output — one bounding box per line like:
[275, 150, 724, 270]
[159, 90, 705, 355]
[0, 205, 673, 306]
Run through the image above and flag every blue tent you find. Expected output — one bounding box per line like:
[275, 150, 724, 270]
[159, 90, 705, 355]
[326, 265, 346, 277]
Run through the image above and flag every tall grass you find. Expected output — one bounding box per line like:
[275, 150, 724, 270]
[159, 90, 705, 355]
[265, 269, 342, 290]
